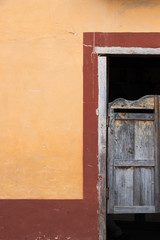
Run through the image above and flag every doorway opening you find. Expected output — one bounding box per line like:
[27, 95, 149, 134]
[109, 56, 160, 102]
[108, 56, 160, 240]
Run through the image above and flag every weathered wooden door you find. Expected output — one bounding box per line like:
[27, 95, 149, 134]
[108, 96, 160, 214]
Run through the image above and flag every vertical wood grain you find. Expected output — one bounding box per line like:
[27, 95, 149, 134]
[115, 168, 133, 206]
[98, 56, 107, 240]
[135, 120, 154, 160]
[155, 96, 160, 212]
[134, 168, 154, 205]
[108, 108, 115, 213]
[115, 120, 134, 160]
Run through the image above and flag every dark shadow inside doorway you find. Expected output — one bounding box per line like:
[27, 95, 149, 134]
[109, 56, 160, 102]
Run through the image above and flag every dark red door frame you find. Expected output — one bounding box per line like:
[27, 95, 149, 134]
[83, 32, 160, 240]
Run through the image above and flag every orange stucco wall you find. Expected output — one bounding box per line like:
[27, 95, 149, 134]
[1, 0, 160, 199]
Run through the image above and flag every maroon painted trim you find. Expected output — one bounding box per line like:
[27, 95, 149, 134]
[2, 33, 160, 240]
[85, 32, 160, 48]
[0, 200, 98, 240]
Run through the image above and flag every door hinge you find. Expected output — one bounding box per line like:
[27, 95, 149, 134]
[106, 187, 109, 200]
[106, 117, 110, 127]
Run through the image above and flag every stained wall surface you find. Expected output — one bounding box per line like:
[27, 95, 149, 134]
[1, 0, 160, 239]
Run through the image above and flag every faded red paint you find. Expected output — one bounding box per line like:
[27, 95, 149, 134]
[0, 200, 98, 240]
[93, 32, 160, 48]
[2, 33, 160, 240]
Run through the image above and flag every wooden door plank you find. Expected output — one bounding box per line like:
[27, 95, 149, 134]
[155, 96, 160, 212]
[135, 120, 154, 160]
[114, 160, 155, 167]
[114, 120, 134, 160]
[140, 168, 154, 205]
[115, 168, 133, 206]
[110, 96, 155, 110]
[114, 206, 155, 214]
[108, 108, 115, 213]
[133, 167, 154, 206]
[115, 113, 154, 120]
